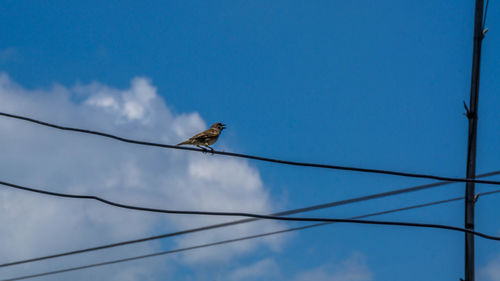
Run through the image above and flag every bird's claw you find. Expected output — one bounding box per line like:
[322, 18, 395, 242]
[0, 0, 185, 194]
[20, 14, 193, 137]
[206, 147, 215, 155]
[199, 147, 215, 155]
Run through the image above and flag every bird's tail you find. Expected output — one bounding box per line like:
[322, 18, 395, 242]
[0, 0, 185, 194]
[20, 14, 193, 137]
[177, 140, 190, 145]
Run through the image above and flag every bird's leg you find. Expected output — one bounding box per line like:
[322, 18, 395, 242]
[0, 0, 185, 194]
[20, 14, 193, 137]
[197, 145, 209, 153]
[204, 145, 215, 154]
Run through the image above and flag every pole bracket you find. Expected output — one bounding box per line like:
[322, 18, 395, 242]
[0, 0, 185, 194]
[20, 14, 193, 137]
[474, 193, 481, 203]
[463, 101, 477, 119]
[482, 28, 489, 37]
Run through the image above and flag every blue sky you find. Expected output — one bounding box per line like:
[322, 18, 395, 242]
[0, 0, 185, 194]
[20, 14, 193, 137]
[1, 1, 500, 280]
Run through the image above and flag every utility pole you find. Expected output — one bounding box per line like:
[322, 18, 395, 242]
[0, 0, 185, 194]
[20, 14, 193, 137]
[464, 0, 486, 280]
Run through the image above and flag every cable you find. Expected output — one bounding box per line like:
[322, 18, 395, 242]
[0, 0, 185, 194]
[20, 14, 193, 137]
[3, 190, 500, 281]
[2, 175, 500, 234]
[3, 170, 500, 220]
[483, 0, 490, 29]
[1, 111, 500, 185]
[3, 170, 500, 268]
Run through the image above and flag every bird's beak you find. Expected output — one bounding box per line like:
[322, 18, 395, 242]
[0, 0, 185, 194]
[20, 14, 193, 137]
[221, 124, 227, 130]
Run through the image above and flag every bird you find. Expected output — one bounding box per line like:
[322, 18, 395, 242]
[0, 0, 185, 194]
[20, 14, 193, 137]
[177, 122, 226, 152]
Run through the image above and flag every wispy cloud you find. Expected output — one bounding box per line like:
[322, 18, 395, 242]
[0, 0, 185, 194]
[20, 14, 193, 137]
[225, 258, 282, 281]
[0, 48, 19, 63]
[480, 252, 500, 281]
[292, 252, 373, 281]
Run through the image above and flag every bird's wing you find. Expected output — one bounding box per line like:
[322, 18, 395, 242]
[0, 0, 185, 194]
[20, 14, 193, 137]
[189, 128, 219, 140]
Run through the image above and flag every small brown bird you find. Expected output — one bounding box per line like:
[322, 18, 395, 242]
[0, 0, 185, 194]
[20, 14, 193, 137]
[177, 122, 226, 152]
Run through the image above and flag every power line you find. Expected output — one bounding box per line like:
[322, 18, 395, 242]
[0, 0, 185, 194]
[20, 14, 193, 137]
[2, 176, 500, 238]
[1, 112, 500, 186]
[483, 0, 491, 28]
[3, 169, 500, 268]
[3, 190, 500, 281]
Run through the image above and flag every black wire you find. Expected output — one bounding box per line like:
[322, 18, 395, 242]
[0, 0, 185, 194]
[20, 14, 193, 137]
[0, 228, 314, 281]
[2, 177, 500, 239]
[4, 169, 500, 268]
[2, 170, 500, 268]
[483, 0, 490, 28]
[1, 111, 500, 185]
[0, 178, 459, 267]
[4, 190, 500, 281]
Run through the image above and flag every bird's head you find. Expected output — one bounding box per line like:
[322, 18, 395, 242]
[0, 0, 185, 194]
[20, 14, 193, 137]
[211, 122, 226, 131]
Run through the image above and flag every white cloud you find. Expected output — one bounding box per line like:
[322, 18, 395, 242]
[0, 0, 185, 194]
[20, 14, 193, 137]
[292, 252, 372, 281]
[83, 77, 160, 123]
[0, 73, 283, 280]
